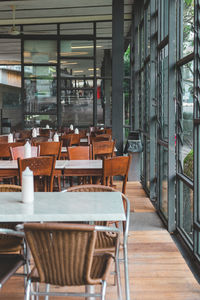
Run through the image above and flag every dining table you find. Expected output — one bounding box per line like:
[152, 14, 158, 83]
[0, 159, 103, 178]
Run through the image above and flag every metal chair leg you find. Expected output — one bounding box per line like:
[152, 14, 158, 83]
[25, 278, 31, 300]
[45, 283, 50, 300]
[101, 280, 107, 300]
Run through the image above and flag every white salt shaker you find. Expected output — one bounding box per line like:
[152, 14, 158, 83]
[8, 133, 13, 143]
[70, 124, 73, 131]
[22, 167, 34, 204]
[32, 128, 37, 138]
[53, 132, 59, 142]
[24, 141, 32, 158]
[74, 128, 79, 134]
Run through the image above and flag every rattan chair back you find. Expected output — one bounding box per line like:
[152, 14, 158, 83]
[92, 140, 115, 160]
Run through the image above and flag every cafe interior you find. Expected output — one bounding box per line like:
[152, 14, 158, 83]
[0, 0, 200, 299]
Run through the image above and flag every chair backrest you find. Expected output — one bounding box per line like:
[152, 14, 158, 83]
[24, 223, 99, 286]
[0, 136, 9, 143]
[0, 142, 25, 159]
[89, 134, 111, 144]
[92, 140, 115, 160]
[60, 134, 72, 147]
[68, 146, 91, 160]
[70, 134, 80, 146]
[34, 141, 62, 159]
[17, 156, 56, 192]
[10, 145, 40, 160]
[103, 155, 131, 194]
[67, 184, 123, 250]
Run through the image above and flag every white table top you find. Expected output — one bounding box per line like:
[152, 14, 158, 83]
[0, 160, 102, 170]
[0, 160, 66, 169]
[0, 192, 125, 222]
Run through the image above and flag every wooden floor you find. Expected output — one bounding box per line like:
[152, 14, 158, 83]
[0, 182, 200, 299]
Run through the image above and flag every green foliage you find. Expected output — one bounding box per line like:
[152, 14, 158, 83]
[185, 0, 193, 5]
[183, 149, 193, 179]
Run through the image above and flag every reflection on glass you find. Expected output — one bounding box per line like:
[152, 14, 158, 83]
[60, 59, 94, 77]
[24, 66, 57, 114]
[24, 114, 57, 128]
[159, 145, 168, 218]
[24, 40, 57, 64]
[182, 0, 194, 57]
[60, 41, 94, 58]
[159, 45, 169, 141]
[179, 180, 193, 241]
[180, 62, 193, 180]
[146, 139, 150, 190]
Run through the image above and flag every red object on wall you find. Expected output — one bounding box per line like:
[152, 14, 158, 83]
[97, 86, 101, 99]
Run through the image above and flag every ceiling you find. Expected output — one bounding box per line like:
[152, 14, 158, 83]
[0, 0, 133, 76]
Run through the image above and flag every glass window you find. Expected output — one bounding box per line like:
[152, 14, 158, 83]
[178, 180, 193, 241]
[159, 145, 168, 218]
[60, 40, 94, 58]
[24, 114, 57, 128]
[159, 45, 169, 141]
[24, 66, 57, 114]
[179, 61, 194, 180]
[24, 40, 57, 64]
[182, 0, 194, 57]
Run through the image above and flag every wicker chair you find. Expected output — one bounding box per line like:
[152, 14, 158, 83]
[17, 156, 56, 192]
[24, 223, 118, 300]
[67, 184, 130, 300]
[0, 185, 23, 253]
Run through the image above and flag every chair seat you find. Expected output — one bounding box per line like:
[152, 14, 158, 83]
[0, 238, 23, 253]
[0, 254, 25, 288]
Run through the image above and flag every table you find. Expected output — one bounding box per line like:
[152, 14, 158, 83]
[0, 160, 102, 178]
[0, 192, 125, 222]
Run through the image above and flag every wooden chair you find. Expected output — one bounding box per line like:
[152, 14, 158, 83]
[10, 145, 40, 160]
[68, 146, 91, 160]
[90, 134, 111, 144]
[68, 146, 92, 185]
[24, 222, 117, 300]
[17, 156, 56, 192]
[70, 133, 80, 146]
[0, 142, 25, 159]
[102, 155, 131, 194]
[33, 141, 62, 159]
[0, 136, 9, 143]
[33, 141, 62, 190]
[92, 140, 115, 160]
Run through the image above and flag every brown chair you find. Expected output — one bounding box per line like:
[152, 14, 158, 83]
[0, 184, 23, 253]
[92, 140, 115, 160]
[89, 134, 111, 144]
[60, 134, 72, 148]
[24, 223, 116, 300]
[33, 141, 62, 159]
[67, 184, 130, 299]
[10, 145, 40, 160]
[102, 155, 131, 194]
[0, 142, 25, 159]
[17, 156, 56, 192]
[68, 146, 91, 160]
[68, 146, 92, 185]
[70, 133, 80, 146]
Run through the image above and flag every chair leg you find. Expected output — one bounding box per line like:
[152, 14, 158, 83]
[25, 278, 31, 300]
[123, 244, 130, 300]
[44, 284, 50, 300]
[101, 280, 107, 300]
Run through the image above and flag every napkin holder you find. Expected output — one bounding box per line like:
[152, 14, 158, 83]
[53, 132, 59, 142]
[8, 133, 13, 143]
[24, 141, 32, 158]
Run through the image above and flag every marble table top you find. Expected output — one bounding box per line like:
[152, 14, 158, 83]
[0, 192, 125, 222]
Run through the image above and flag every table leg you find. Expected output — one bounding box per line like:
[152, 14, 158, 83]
[85, 285, 95, 300]
[123, 243, 130, 300]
